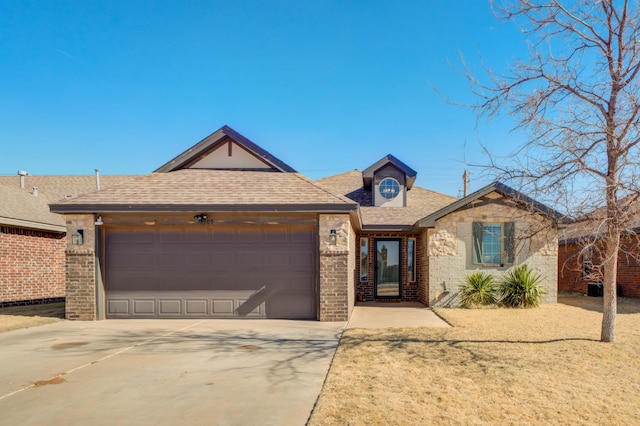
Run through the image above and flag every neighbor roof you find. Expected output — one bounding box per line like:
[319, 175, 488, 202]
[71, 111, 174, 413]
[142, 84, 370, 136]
[0, 175, 135, 232]
[50, 169, 358, 213]
[0, 175, 136, 203]
[318, 170, 456, 230]
[559, 195, 640, 244]
[0, 185, 65, 232]
[416, 181, 564, 228]
[155, 125, 297, 173]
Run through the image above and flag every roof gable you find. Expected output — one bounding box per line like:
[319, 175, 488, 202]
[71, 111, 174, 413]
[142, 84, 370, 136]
[155, 125, 296, 173]
[416, 181, 563, 228]
[362, 154, 417, 190]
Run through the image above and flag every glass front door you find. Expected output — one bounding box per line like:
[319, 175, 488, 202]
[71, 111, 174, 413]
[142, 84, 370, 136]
[375, 239, 401, 298]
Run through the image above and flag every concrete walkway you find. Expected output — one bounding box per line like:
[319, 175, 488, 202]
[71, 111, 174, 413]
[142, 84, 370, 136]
[346, 302, 451, 329]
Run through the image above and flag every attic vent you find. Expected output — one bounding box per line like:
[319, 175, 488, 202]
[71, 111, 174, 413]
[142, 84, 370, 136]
[64, 194, 73, 198]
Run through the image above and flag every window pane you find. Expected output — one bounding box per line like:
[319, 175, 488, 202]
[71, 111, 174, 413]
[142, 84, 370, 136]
[360, 238, 368, 281]
[482, 224, 502, 264]
[408, 238, 415, 282]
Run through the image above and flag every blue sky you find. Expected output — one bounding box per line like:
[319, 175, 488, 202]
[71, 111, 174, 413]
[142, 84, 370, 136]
[0, 1, 528, 197]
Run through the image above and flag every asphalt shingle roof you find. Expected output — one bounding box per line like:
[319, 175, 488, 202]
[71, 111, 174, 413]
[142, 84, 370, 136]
[0, 175, 135, 231]
[50, 169, 358, 212]
[317, 170, 457, 227]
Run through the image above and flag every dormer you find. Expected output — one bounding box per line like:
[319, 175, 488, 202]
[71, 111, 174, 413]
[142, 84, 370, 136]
[362, 155, 417, 207]
[155, 125, 296, 173]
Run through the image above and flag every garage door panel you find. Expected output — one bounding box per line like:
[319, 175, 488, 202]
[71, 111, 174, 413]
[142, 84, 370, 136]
[291, 229, 314, 243]
[263, 228, 287, 242]
[211, 229, 234, 242]
[106, 226, 317, 319]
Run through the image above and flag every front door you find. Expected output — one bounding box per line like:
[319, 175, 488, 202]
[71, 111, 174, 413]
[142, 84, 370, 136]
[374, 239, 401, 298]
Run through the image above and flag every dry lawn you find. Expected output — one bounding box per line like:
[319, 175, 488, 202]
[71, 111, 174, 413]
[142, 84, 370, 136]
[0, 303, 64, 333]
[309, 296, 640, 425]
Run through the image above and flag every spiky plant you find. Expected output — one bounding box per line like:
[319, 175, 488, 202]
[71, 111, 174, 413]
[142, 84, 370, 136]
[499, 264, 546, 308]
[459, 272, 498, 308]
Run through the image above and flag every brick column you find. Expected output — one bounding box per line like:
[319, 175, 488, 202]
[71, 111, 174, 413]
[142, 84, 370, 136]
[66, 251, 96, 320]
[319, 214, 353, 321]
[64, 215, 97, 320]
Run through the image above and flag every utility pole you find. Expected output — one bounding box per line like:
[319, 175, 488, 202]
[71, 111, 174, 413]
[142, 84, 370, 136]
[462, 170, 469, 197]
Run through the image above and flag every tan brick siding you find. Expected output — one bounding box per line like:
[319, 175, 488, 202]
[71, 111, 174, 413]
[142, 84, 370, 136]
[65, 251, 96, 320]
[0, 226, 66, 305]
[428, 195, 558, 306]
[318, 214, 353, 321]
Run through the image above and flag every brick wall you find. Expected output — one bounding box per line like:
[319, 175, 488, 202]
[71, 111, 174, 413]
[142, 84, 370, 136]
[64, 214, 98, 320]
[319, 251, 350, 321]
[0, 226, 66, 305]
[356, 231, 422, 303]
[318, 214, 353, 321]
[559, 238, 640, 299]
[65, 251, 96, 320]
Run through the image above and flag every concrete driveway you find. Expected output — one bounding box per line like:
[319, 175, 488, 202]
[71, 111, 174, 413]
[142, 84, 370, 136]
[0, 319, 345, 426]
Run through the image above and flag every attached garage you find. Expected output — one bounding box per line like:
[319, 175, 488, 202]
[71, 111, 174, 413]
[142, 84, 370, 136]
[105, 225, 317, 319]
[51, 126, 358, 321]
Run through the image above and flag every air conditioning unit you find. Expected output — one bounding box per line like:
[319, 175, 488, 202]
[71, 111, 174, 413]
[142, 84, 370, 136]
[587, 282, 603, 297]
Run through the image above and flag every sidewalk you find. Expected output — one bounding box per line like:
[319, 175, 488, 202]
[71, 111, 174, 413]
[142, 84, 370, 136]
[346, 302, 451, 329]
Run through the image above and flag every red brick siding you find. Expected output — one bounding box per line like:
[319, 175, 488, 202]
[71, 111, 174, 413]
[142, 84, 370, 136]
[356, 231, 422, 302]
[0, 226, 66, 304]
[559, 238, 640, 299]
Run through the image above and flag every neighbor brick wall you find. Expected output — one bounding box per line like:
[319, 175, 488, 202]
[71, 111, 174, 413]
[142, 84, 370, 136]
[0, 226, 66, 305]
[559, 238, 640, 299]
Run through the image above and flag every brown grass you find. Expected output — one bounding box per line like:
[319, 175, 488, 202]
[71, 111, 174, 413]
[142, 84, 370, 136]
[309, 295, 640, 425]
[0, 302, 64, 333]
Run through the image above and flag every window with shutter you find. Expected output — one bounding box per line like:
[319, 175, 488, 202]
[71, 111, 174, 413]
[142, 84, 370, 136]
[472, 221, 515, 266]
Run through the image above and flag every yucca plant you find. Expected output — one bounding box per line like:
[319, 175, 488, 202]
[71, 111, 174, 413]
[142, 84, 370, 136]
[499, 264, 546, 308]
[459, 272, 498, 307]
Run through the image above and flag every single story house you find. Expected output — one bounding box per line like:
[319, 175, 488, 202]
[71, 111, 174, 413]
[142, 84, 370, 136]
[558, 203, 640, 299]
[50, 126, 560, 321]
[0, 174, 132, 306]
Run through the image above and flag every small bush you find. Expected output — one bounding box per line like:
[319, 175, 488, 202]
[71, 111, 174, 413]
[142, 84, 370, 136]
[460, 272, 498, 307]
[499, 264, 546, 308]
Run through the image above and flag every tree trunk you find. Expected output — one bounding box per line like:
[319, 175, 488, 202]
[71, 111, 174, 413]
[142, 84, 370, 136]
[601, 237, 618, 342]
[601, 183, 619, 342]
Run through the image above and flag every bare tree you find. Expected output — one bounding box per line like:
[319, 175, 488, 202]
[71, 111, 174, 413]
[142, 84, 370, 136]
[469, 0, 640, 342]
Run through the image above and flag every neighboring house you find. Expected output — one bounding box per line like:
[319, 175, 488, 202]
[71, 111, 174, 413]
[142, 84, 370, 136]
[558, 205, 640, 299]
[0, 174, 133, 306]
[49, 125, 560, 321]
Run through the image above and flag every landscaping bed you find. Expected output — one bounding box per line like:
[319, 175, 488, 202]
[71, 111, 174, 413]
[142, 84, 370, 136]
[309, 295, 640, 425]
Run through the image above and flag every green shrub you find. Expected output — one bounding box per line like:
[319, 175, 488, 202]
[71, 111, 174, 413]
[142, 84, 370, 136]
[460, 272, 498, 307]
[499, 264, 546, 308]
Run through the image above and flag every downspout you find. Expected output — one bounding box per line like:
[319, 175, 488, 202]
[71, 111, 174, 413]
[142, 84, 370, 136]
[95, 215, 105, 320]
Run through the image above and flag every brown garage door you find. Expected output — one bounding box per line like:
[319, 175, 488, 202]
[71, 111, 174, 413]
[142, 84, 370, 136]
[105, 226, 317, 319]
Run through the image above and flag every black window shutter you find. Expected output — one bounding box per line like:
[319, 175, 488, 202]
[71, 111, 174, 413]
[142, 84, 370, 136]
[472, 221, 483, 264]
[504, 222, 515, 264]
